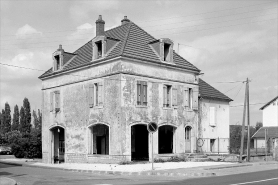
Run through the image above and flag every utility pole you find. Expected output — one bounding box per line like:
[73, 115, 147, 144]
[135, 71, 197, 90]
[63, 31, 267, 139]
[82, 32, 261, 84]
[239, 79, 247, 163]
[246, 78, 251, 162]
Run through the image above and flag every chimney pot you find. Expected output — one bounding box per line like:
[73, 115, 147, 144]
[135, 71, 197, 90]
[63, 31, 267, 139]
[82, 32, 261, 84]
[121, 16, 130, 25]
[96, 15, 105, 36]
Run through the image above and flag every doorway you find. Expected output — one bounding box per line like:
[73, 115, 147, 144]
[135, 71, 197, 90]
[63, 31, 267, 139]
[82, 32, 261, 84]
[210, 139, 215, 152]
[185, 126, 191, 152]
[50, 126, 65, 163]
[131, 124, 149, 161]
[159, 125, 175, 154]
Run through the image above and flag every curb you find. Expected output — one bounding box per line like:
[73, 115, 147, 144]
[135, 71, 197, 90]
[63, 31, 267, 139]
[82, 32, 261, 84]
[0, 160, 216, 177]
[204, 164, 253, 170]
[0, 177, 17, 185]
[63, 168, 216, 177]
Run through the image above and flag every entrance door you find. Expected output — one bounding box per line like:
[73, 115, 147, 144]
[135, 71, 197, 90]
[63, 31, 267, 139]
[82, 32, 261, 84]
[131, 124, 149, 161]
[96, 136, 106, 154]
[210, 139, 215, 152]
[185, 126, 191, 152]
[50, 126, 65, 163]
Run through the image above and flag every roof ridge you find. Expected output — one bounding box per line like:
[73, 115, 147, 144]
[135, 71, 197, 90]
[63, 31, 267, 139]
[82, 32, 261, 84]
[119, 23, 133, 56]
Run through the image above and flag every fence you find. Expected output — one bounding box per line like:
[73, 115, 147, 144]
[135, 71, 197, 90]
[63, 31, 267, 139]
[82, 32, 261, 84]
[196, 138, 230, 154]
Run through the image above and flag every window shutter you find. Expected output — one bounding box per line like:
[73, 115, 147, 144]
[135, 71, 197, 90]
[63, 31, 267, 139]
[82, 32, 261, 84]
[167, 86, 170, 106]
[137, 81, 141, 105]
[184, 88, 189, 107]
[50, 92, 53, 112]
[193, 87, 198, 110]
[210, 107, 215, 126]
[56, 91, 60, 109]
[163, 85, 167, 107]
[172, 88, 177, 106]
[142, 81, 147, 105]
[89, 84, 94, 107]
[140, 81, 144, 105]
[98, 82, 103, 106]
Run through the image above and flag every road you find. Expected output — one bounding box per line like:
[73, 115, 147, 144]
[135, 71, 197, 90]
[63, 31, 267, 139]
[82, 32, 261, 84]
[1, 163, 278, 185]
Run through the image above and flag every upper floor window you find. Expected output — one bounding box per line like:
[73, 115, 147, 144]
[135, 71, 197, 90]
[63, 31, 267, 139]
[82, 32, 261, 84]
[89, 82, 103, 107]
[184, 88, 193, 109]
[92, 37, 106, 60]
[95, 41, 102, 59]
[164, 43, 171, 62]
[50, 91, 60, 113]
[137, 81, 147, 106]
[163, 85, 171, 108]
[209, 107, 216, 126]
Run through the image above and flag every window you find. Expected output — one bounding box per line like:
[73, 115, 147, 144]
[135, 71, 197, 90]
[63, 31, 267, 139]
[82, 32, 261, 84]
[184, 88, 193, 109]
[89, 82, 103, 107]
[95, 41, 102, 59]
[50, 91, 60, 112]
[137, 81, 147, 106]
[163, 85, 171, 107]
[164, 43, 171, 62]
[54, 55, 60, 70]
[209, 107, 216, 126]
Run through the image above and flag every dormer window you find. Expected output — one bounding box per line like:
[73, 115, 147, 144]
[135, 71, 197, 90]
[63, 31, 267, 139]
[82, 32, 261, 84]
[164, 43, 171, 62]
[52, 45, 64, 71]
[54, 55, 61, 70]
[96, 41, 102, 59]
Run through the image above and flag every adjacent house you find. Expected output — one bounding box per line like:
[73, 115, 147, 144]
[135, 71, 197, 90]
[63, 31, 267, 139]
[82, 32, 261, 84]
[39, 15, 231, 164]
[259, 96, 278, 127]
[198, 79, 233, 154]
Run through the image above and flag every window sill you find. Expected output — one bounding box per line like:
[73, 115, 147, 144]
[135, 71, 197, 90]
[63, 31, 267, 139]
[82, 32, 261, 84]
[136, 105, 148, 108]
[162, 107, 173, 110]
[91, 105, 103, 109]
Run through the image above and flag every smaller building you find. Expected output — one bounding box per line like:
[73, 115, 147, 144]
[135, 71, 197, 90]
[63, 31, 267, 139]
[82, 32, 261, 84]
[198, 79, 233, 154]
[260, 96, 278, 127]
[252, 126, 278, 154]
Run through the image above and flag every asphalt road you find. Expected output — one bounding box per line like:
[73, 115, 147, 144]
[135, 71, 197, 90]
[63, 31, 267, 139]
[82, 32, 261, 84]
[1, 163, 278, 185]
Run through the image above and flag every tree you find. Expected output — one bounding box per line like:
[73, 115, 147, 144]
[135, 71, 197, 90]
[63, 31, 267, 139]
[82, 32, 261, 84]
[1, 109, 5, 134]
[12, 105, 20, 131]
[255, 122, 263, 131]
[23, 98, 32, 133]
[0, 111, 2, 134]
[20, 98, 32, 133]
[3, 102, 11, 133]
[19, 106, 25, 133]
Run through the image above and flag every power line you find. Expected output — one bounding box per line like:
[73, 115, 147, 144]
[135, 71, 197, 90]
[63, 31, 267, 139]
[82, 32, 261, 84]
[233, 83, 244, 100]
[224, 83, 243, 93]
[1, 9, 276, 43]
[1, 17, 276, 51]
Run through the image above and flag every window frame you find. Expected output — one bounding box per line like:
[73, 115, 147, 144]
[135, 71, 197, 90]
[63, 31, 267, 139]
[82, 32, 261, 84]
[89, 81, 104, 108]
[163, 84, 172, 108]
[50, 91, 60, 113]
[209, 107, 217, 127]
[136, 80, 148, 107]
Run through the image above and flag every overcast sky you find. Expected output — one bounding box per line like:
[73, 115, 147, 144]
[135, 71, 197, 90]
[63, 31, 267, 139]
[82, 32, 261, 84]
[0, 0, 277, 126]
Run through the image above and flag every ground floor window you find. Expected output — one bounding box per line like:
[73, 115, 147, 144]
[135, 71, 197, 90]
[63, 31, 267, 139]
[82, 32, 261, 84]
[89, 124, 109, 155]
[158, 125, 175, 154]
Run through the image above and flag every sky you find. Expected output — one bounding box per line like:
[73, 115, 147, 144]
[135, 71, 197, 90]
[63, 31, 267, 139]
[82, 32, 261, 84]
[0, 0, 277, 126]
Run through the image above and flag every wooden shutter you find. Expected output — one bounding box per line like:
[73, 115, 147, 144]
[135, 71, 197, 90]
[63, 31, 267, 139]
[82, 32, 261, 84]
[142, 81, 147, 106]
[50, 92, 53, 112]
[163, 85, 167, 107]
[137, 81, 141, 105]
[184, 88, 189, 107]
[89, 84, 94, 107]
[172, 88, 177, 106]
[56, 91, 60, 109]
[98, 82, 103, 106]
[193, 87, 198, 110]
[167, 86, 170, 106]
[210, 107, 215, 126]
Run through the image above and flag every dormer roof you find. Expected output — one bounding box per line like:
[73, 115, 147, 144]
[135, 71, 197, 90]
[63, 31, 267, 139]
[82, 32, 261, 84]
[39, 22, 200, 79]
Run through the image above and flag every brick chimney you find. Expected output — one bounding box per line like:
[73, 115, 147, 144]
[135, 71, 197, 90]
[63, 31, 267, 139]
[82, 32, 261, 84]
[96, 15, 105, 36]
[121, 16, 130, 25]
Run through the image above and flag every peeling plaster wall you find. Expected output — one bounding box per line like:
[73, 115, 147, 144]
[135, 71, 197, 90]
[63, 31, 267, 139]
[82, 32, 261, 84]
[41, 58, 199, 163]
[198, 98, 230, 153]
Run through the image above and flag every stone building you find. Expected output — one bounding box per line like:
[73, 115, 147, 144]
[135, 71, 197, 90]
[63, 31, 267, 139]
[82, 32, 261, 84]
[39, 15, 230, 163]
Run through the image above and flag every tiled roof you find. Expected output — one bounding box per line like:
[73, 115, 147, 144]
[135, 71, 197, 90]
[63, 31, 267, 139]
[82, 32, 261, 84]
[199, 78, 233, 102]
[252, 127, 278, 138]
[260, 96, 278, 110]
[39, 22, 200, 79]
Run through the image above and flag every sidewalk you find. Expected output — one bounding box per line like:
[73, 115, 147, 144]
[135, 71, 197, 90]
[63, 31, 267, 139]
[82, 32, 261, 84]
[0, 158, 277, 178]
